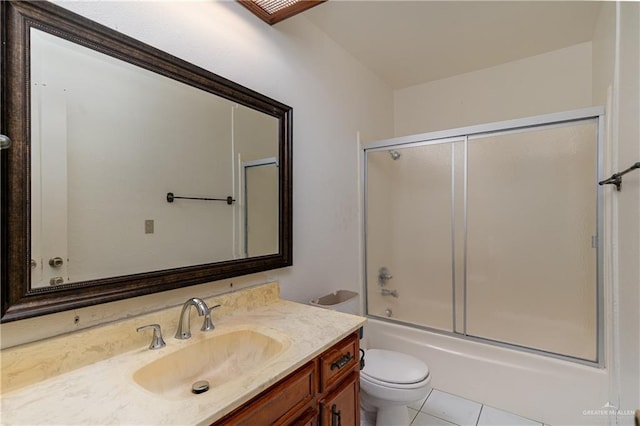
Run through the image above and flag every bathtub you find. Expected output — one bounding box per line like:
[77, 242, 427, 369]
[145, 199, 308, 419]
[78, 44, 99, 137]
[361, 318, 611, 426]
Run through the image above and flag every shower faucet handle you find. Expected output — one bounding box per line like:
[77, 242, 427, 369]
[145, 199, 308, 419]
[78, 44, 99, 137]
[378, 267, 393, 286]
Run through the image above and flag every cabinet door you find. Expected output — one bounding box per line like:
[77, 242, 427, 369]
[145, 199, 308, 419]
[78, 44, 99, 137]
[319, 372, 359, 426]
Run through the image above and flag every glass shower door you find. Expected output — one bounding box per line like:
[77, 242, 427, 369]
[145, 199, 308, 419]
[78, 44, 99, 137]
[365, 142, 457, 332]
[364, 111, 602, 364]
[465, 120, 598, 361]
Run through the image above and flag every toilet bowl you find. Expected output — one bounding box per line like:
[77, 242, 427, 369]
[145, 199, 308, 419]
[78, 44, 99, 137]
[360, 349, 431, 426]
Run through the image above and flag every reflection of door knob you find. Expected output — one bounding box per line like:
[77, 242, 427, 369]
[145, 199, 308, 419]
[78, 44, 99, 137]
[49, 257, 64, 267]
[0, 134, 11, 150]
[31, 259, 37, 268]
[49, 277, 64, 286]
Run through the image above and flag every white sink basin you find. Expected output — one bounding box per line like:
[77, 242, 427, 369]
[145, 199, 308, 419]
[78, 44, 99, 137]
[133, 326, 290, 398]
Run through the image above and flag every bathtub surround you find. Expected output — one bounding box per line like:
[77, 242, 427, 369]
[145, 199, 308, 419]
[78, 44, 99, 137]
[364, 109, 603, 364]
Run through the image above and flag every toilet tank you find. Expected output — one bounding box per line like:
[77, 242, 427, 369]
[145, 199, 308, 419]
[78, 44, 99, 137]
[310, 290, 359, 315]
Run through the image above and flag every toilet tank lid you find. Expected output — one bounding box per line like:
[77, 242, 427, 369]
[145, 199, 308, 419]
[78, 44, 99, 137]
[362, 349, 429, 384]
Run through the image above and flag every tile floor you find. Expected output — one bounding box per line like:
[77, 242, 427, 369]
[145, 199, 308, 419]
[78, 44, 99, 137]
[361, 389, 546, 426]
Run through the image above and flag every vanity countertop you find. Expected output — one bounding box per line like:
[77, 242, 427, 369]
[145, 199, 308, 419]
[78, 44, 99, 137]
[0, 285, 365, 425]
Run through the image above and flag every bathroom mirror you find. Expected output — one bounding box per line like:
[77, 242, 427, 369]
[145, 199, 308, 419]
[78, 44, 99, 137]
[0, 1, 293, 322]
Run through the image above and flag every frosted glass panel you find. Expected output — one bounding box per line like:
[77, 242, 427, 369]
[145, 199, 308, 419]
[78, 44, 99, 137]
[366, 144, 454, 331]
[465, 121, 598, 361]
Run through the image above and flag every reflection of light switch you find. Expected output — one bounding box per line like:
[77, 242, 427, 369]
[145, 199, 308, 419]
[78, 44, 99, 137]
[145, 220, 154, 234]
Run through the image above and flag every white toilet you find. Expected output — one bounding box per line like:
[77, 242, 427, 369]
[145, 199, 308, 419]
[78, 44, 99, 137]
[360, 349, 432, 426]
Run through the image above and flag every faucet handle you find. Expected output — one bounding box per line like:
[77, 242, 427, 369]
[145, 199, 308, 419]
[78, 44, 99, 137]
[137, 324, 166, 350]
[201, 304, 221, 332]
[378, 266, 393, 286]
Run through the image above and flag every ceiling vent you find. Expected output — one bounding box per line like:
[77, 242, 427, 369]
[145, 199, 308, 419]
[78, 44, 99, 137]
[237, 0, 326, 25]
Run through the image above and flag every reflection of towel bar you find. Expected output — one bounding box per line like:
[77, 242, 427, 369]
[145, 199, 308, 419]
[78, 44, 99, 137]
[166, 192, 235, 205]
[598, 162, 640, 191]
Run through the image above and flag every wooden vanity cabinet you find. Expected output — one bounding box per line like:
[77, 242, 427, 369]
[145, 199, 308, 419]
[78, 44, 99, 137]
[213, 332, 360, 426]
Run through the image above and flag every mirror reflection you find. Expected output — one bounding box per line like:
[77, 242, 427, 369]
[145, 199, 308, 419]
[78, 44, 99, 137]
[29, 29, 279, 289]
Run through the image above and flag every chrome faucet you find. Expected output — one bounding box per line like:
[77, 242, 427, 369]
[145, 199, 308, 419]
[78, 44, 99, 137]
[175, 297, 216, 339]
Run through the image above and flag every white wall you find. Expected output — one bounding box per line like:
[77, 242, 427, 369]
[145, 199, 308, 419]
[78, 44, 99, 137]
[0, 0, 393, 348]
[612, 2, 640, 419]
[394, 42, 593, 136]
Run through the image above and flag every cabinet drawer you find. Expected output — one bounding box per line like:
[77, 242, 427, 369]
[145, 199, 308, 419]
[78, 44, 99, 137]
[319, 333, 359, 393]
[213, 361, 316, 426]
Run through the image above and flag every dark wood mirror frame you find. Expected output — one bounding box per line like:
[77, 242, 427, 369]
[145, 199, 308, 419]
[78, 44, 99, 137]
[0, 1, 293, 322]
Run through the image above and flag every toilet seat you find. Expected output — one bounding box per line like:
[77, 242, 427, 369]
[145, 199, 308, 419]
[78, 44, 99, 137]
[361, 371, 430, 390]
[361, 349, 429, 387]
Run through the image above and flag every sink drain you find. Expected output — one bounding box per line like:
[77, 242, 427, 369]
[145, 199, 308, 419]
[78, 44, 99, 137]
[192, 380, 210, 394]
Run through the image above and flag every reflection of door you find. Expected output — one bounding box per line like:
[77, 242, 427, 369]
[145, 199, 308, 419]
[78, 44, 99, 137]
[242, 158, 278, 257]
[31, 40, 69, 288]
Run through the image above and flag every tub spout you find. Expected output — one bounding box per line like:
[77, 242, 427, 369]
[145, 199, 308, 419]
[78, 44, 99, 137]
[381, 289, 399, 298]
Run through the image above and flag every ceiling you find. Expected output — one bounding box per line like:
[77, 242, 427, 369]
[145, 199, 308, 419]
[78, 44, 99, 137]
[304, 1, 602, 90]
